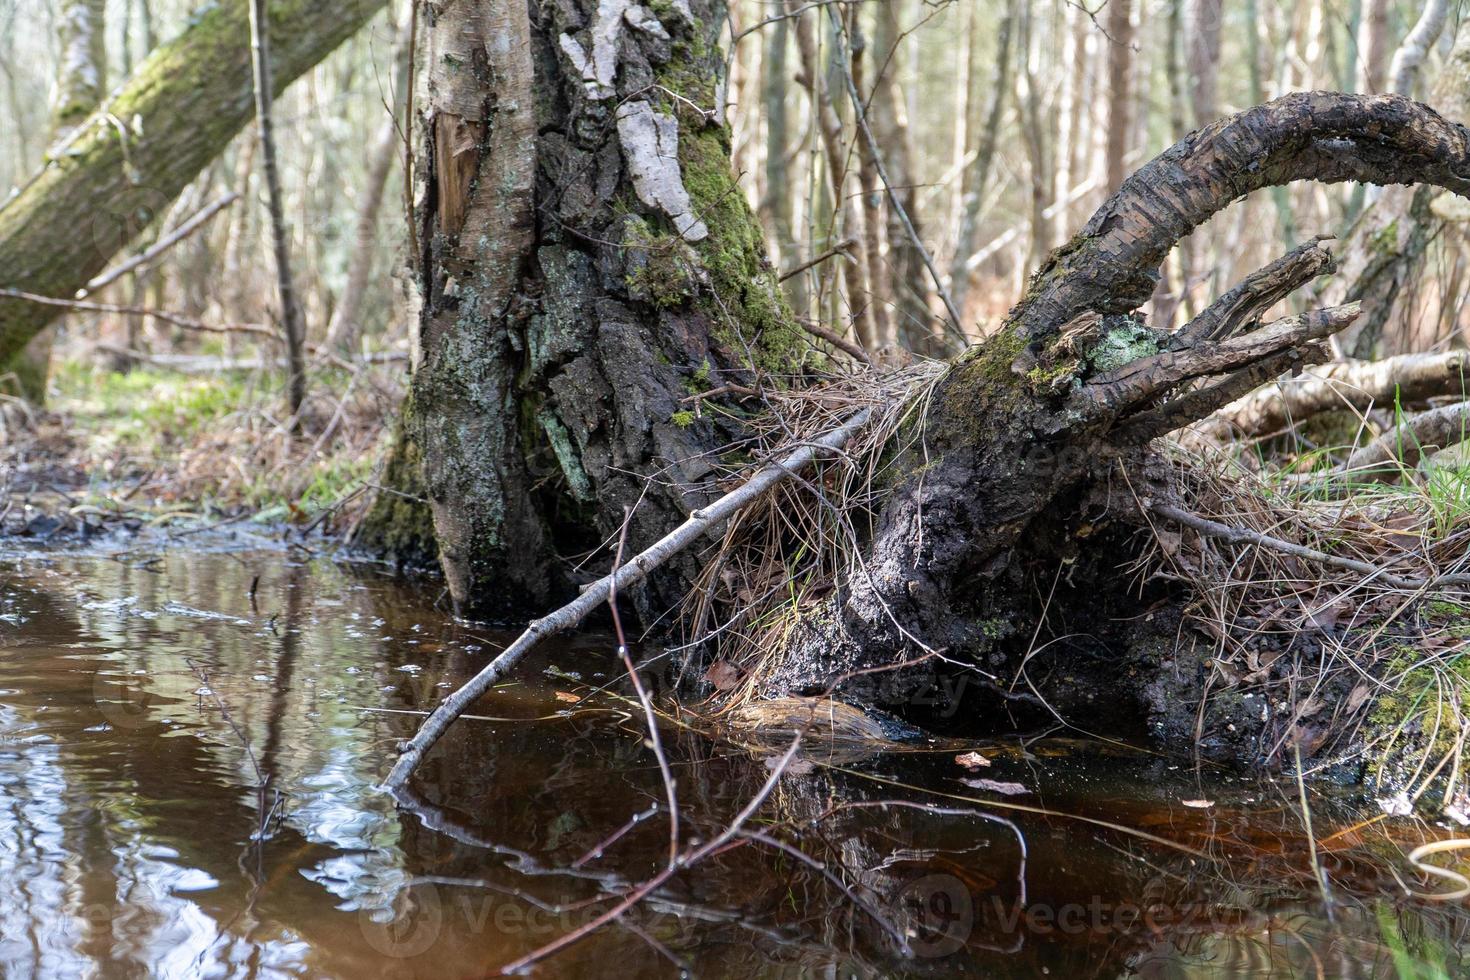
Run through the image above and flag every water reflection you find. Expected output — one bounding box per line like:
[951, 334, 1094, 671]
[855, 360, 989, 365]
[0, 542, 1462, 977]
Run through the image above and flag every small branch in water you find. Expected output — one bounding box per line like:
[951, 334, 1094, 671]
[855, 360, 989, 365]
[608, 504, 680, 868]
[498, 735, 844, 973]
[380, 409, 874, 792]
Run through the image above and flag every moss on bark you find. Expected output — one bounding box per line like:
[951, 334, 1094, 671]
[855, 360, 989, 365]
[0, 0, 386, 363]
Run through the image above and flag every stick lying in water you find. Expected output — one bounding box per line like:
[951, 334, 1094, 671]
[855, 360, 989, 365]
[380, 408, 873, 792]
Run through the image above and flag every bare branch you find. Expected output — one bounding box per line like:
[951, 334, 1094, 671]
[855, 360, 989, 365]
[381, 411, 874, 792]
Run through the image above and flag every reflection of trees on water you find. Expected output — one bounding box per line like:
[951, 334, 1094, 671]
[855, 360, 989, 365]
[0, 550, 1465, 977]
[0, 553, 435, 976]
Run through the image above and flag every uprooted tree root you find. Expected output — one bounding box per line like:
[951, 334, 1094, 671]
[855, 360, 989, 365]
[1131, 449, 1470, 803]
[662, 369, 1470, 809]
[387, 93, 1470, 816]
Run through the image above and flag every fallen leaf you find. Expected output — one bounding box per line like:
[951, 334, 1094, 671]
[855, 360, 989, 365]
[704, 660, 742, 691]
[1379, 793, 1413, 817]
[1346, 683, 1373, 712]
[962, 778, 1029, 796]
[954, 751, 991, 770]
[1181, 799, 1214, 809]
[554, 691, 581, 704]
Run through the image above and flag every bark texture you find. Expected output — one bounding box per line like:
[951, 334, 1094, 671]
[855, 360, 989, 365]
[0, 0, 387, 366]
[769, 93, 1470, 722]
[403, 0, 806, 618]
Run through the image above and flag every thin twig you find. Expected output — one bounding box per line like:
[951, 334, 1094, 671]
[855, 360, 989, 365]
[81, 192, 241, 296]
[381, 410, 873, 791]
[500, 735, 808, 973]
[0, 288, 283, 340]
[609, 505, 680, 868]
[1148, 501, 1470, 590]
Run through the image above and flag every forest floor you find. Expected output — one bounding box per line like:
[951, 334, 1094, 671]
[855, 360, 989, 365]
[0, 354, 400, 543]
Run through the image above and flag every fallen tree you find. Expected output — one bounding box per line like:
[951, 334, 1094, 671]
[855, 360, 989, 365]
[386, 83, 1470, 794]
[1189, 349, 1470, 442]
[758, 93, 1470, 709]
[0, 0, 386, 365]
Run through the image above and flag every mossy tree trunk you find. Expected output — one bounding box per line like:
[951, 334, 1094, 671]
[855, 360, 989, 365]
[0, 0, 386, 367]
[399, 0, 807, 618]
[769, 94, 1470, 728]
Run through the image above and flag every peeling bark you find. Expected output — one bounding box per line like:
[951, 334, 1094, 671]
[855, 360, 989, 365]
[404, 0, 806, 617]
[1193, 350, 1470, 442]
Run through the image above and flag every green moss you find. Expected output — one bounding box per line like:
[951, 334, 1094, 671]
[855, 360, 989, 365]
[671, 410, 697, 428]
[1086, 321, 1164, 374]
[621, 216, 701, 309]
[356, 396, 439, 566]
[645, 34, 811, 377]
[1366, 648, 1470, 798]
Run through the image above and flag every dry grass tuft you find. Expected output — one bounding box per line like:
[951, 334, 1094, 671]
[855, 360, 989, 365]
[673, 359, 947, 709]
[1135, 439, 1470, 805]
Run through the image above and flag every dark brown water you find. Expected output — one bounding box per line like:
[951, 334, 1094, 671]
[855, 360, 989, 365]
[0, 538, 1466, 978]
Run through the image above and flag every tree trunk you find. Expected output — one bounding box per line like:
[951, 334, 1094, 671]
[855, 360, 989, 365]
[1103, 0, 1134, 194]
[767, 93, 1470, 737]
[1323, 22, 1470, 357]
[949, 0, 1016, 324]
[248, 0, 308, 424]
[1359, 0, 1392, 93]
[786, 0, 875, 351]
[1187, 0, 1222, 127]
[869, 0, 935, 351]
[0, 0, 386, 367]
[324, 13, 413, 353]
[397, 0, 806, 618]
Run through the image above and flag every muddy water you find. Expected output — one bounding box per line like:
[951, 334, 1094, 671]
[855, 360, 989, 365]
[0, 540, 1465, 978]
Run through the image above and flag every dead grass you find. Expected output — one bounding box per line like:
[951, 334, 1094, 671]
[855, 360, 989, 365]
[1135, 439, 1470, 811]
[673, 358, 946, 705]
[0, 353, 403, 536]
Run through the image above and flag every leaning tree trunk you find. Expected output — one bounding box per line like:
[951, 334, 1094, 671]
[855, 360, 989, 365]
[0, 0, 386, 366]
[395, 0, 807, 618]
[767, 93, 1470, 712]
